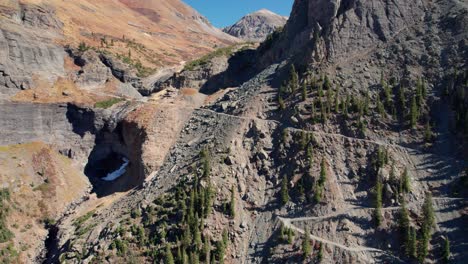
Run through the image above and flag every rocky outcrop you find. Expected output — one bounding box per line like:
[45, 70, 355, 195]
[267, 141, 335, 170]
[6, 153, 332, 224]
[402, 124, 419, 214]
[0, 1, 65, 95]
[223, 9, 288, 42]
[158, 45, 258, 94]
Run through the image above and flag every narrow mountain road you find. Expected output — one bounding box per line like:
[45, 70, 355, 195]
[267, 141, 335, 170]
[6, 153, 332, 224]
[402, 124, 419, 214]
[278, 216, 383, 253]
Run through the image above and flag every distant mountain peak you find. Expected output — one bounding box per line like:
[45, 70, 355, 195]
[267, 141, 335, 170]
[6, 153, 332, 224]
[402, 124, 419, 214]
[223, 9, 288, 42]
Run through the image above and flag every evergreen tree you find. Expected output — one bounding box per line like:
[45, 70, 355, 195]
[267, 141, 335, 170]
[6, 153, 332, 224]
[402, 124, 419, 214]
[204, 179, 213, 216]
[302, 82, 308, 101]
[317, 243, 323, 262]
[424, 122, 433, 142]
[399, 200, 411, 256]
[418, 192, 435, 263]
[203, 235, 211, 263]
[281, 176, 289, 205]
[408, 226, 417, 259]
[278, 95, 285, 110]
[320, 99, 327, 123]
[302, 227, 312, 259]
[410, 96, 418, 128]
[289, 65, 299, 93]
[323, 75, 331, 90]
[319, 158, 327, 185]
[311, 99, 317, 122]
[421, 193, 435, 238]
[216, 240, 225, 264]
[443, 237, 451, 263]
[229, 186, 236, 218]
[287, 228, 294, 244]
[165, 244, 175, 264]
[194, 225, 202, 251]
[374, 176, 383, 227]
[398, 86, 406, 116]
[401, 168, 411, 193]
[334, 91, 340, 113]
[222, 229, 229, 248]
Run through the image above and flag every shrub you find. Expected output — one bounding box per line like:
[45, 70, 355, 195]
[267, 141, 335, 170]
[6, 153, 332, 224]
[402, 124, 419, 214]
[94, 98, 124, 109]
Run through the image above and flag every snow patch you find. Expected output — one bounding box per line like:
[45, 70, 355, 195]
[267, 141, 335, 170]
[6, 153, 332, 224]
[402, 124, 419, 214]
[102, 158, 129, 181]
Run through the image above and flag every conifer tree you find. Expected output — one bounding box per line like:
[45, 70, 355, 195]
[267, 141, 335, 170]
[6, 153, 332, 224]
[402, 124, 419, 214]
[443, 237, 451, 263]
[203, 235, 211, 263]
[229, 186, 236, 218]
[418, 192, 435, 263]
[374, 176, 383, 227]
[281, 176, 289, 205]
[317, 243, 323, 262]
[399, 200, 411, 255]
[222, 229, 228, 248]
[401, 168, 411, 193]
[165, 244, 175, 264]
[302, 227, 312, 259]
[319, 158, 327, 185]
[424, 122, 433, 142]
[287, 228, 294, 244]
[410, 96, 418, 128]
[323, 75, 331, 90]
[398, 86, 406, 116]
[216, 240, 225, 264]
[302, 82, 308, 101]
[311, 99, 317, 123]
[278, 95, 285, 110]
[290, 65, 299, 93]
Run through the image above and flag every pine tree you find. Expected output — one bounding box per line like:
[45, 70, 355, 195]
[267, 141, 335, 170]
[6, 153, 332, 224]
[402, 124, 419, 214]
[317, 243, 323, 262]
[289, 64, 299, 93]
[287, 228, 294, 244]
[323, 75, 331, 90]
[302, 227, 312, 259]
[278, 95, 285, 110]
[229, 186, 236, 218]
[204, 179, 213, 216]
[216, 240, 225, 264]
[374, 176, 383, 227]
[410, 96, 418, 128]
[302, 82, 308, 101]
[424, 122, 433, 142]
[311, 99, 317, 123]
[194, 225, 202, 251]
[222, 229, 229, 248]
[399, 200, 411, 256]
[443, 236, 451, 263]
[281, 176, 289, 205]
[165, 244, 175, 264]
[401, 168, 411, 193]
[398, 85, 406, 116]
[203, 235, 211, 263]
[319, 158, 327, 185]
[418, 192, 435, 263]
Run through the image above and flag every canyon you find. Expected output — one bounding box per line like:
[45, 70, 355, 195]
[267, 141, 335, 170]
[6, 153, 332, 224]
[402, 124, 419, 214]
[0, 0, 467, 263]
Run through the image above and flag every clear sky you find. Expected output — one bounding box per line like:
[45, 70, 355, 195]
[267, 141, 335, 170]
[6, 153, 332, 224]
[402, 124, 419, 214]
[183, 0, 294, 28]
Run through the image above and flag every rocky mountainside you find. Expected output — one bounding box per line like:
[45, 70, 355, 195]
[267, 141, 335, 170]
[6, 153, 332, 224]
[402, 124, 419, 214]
[0, 0, 467, 263]
[223, 9, 288, 42]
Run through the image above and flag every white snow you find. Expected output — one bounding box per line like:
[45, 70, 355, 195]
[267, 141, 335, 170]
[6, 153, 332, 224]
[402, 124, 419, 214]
[102, 158, 129, 181]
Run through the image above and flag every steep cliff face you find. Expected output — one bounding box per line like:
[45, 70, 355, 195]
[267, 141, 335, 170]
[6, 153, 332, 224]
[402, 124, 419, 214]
[263, 0, 467, 85]
[223, 9, 288, 42]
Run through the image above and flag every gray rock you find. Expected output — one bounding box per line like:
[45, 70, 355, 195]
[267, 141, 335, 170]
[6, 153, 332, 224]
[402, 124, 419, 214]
[223, 9, 288, 42]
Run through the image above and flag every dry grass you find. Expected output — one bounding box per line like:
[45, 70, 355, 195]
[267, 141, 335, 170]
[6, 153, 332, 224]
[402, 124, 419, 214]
[0, 142, 89, 262]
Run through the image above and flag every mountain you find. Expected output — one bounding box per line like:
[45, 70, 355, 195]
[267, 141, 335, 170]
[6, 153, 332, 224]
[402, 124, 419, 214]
[0, 0, 467, 263]
[223, 9, 288, 42]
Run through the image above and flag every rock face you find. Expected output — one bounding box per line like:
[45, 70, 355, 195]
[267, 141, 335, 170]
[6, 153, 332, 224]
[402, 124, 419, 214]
[0, 15, 65, 94]
[223, 9, 288, 42]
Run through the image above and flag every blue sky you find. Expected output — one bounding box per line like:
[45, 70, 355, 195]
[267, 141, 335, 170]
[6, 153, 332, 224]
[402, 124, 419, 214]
[183, 0, 294, 28]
